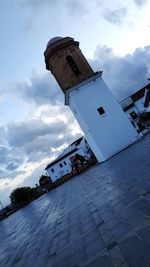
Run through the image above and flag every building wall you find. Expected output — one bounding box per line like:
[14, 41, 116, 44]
[124, 107, 139, 131]
[68, 75, 138, 162]
[121, 95, 150, 132]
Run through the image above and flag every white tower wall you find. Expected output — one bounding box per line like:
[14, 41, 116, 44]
[66, 73, 138, 162]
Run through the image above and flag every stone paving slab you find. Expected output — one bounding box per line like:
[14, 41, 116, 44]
[1, 134, 150, 266]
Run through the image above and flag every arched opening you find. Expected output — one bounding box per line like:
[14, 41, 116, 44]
[66, 55, 81, 76]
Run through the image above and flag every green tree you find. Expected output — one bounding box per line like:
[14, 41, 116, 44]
[39, 175, 51, 186]
[10, 187, 36, 205]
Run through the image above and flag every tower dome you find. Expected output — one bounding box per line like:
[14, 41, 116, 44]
[46, 36, 63, 49]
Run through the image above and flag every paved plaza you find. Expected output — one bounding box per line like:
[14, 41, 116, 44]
[1, 134, 150, 267]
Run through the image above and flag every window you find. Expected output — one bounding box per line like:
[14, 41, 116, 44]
[59, 163, 63, 168]
[66, 55, 81, 76]
[63, 161, 67, 165]
[97, 106, 105, 115]
[130, 111, 137, 120]
[51, 168, 55, 173]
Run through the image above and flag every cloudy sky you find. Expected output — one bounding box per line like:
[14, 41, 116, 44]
[0, 0, 150, 205]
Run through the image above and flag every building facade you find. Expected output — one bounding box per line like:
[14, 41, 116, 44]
[45, 137, 92, 182]
[120, 83, 150, 132]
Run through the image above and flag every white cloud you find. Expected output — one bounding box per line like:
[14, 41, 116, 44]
[134, 0, 147, 6]
[102, 7, 127, 25]
[92, 44, 150, 100]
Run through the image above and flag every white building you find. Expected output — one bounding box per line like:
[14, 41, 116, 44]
[65, 72, 138, 162]
[45, 137, 92, 182]
[44, 36, 138, 163]
[120, 83, 150, 132]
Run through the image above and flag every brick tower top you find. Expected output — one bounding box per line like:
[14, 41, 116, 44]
[44, 36, 94, 92]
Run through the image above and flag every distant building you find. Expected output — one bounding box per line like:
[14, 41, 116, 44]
[45, 137, 92, 182]
[120, 83, 150, 132]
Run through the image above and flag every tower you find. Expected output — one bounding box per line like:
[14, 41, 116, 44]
[44, 36, 138, 162]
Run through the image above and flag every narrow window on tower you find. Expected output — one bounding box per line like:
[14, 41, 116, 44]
[97, 106, 105, 116]
[66, 55, 81, 76]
